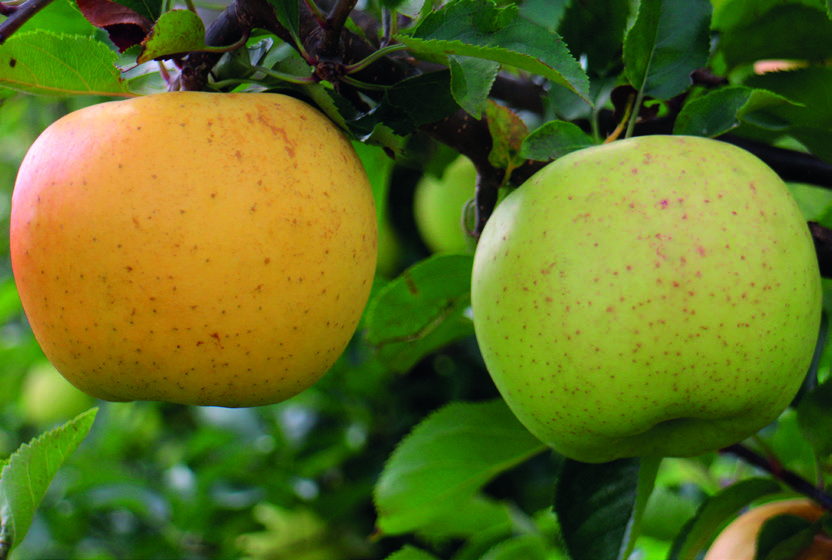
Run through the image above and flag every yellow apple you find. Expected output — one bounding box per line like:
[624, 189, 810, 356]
[471, 135, 821, 463]
[704, 498, 832, 560]
[10, 92, 377, 407]
[414, 155, 476, 253]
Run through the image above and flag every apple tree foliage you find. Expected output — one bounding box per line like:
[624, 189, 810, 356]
[1, 0, 832, 559]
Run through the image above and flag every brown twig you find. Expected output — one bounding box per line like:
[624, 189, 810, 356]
[0, 0, 56, 44]
[319, 0, 357, 57]
[421, 110, 505, 237]
[175, 0, 298, 91]
[0, 2, 18, 16]
[721, 443, 832, 512]
[809, 223, 832, 278]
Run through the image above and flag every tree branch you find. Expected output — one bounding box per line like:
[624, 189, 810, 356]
[420, 110, 509, 237]
[722, 443, 832, 512]
[0, 0, 56, 44]
[809, 223, 832, 278]
[721, 136, 832, 189]
[319, 0, 357, 58]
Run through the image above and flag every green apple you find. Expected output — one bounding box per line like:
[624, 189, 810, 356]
[414, 155, 476, 253]
[471, 135, 822, 463]
[20, 362, 94, 426]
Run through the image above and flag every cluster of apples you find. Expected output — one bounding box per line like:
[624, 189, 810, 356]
[11, 94, 821, 461]
[11, 89, 826, 557]
[12, 92, 822, 456]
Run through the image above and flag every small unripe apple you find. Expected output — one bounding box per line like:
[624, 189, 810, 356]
[704, 498, 832, 560]
[471, 135, 821, 463]
[414, 155, 476, 253]
[11, 92, 377, 407]
[20, 362, 94, 426]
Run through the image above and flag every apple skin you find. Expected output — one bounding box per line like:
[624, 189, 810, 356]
[20, 362, 94, 426]
[704, 498, 832, 560]
[414, 155, 476, 253]
[471, 135, 821, 463]
[10, 92, 377, 407]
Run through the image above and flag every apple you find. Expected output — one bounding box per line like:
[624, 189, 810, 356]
[414, 155, 476, 253]
[10, 92, 377, 407]
[471, 135, 821, 463]
[20, 362, 94, 426]
[704, 498, 832, 560]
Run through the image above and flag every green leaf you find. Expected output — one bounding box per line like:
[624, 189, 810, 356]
[717, 4, 832, 70]
[267, 0, 301, 51]
[452, 523, 518, 560]
[711, 0, 824, 31]
[558, 0, 633, 76]
[554, 457, 661, 560]
[0, 409, 98, 556]
[744, 67, 832, 130]
[789, 126, 832, 166]
[757, 514, 820, 560]
[385, 70, 461, 131]
[137, 10, 207, 64]
[365, 254, 475, 373]
[623, 0, 712, 100]
[327, 71, 458, 148]
[11, 0, 96, 37]
[519, 120, 594, 161]
[797, 378, 832, 460]
[673, 86, 799, 137]
[641, 485, 699, 541]
[486, 100, 529, 174]
[416, 494, 513, 541]
[380, 0, 427, 18]
[384, 545, 441, 560]
[519, 0, 570, 31]
[448, 55, 500, 119]
[374, 399, 546, 535]
[667, 478, 784, 560]
[111, 0, 164, 21]
[0, 31, 133, 96]
[481, 533, 549, 560]
[396, 0, 590, 103]
[352, 141, 395, 224]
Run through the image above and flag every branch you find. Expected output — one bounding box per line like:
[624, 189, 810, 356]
[319, 0, 357, 58]
[722, 443, 832, 512]
[421, 110, 506, 237]
[721, 136, 832, 189]
[176, 0, 307, 91]
[0, 0, 56, 44]
[809, 223, 832, 278]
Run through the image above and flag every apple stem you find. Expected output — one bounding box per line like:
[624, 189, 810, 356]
[722, 443, 832, 512]
[604, 92, 635, 144]
[624, 89, 644, 139]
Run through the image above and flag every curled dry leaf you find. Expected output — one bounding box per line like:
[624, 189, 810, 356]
[76, 0, 153, 51]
